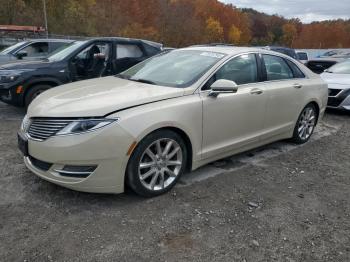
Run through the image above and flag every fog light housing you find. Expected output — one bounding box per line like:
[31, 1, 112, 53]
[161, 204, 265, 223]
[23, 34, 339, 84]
[54, 165, 97, 178]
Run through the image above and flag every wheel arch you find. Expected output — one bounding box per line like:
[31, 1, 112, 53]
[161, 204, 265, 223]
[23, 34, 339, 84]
[23, 77, 62, 103]
[306, 100, 320, 124]
[132, 126, 194, 173]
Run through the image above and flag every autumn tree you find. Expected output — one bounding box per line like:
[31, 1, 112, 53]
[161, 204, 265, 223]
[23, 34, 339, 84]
[0, 0, 349, 48]
[205, 17, 224, 43]
[0, 0, 25, 24]
[228, 25, 241, 44]
[120, 23, 160, 41]
[282, 23, 297, 47]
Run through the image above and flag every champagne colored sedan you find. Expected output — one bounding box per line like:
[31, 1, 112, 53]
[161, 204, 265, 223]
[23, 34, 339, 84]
[18, 46, 328, 197]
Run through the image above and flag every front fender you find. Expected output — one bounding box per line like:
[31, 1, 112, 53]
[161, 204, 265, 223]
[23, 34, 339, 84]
[24, 76, 64, 89]
[109, 94, 203, 163]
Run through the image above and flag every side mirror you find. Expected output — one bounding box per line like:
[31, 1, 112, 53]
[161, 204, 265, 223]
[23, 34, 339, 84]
[16, 51, 28, 59]
[209, 79, 238, 97]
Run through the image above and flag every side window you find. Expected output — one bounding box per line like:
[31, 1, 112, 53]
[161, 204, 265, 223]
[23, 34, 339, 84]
[263, 55, 294, 81]
[215, 54, 258, 85]
[20, 42, 49, 57]
[116, 44, 143, 59]
[286, 59, 305, 78]
[75, 43, 110, 60]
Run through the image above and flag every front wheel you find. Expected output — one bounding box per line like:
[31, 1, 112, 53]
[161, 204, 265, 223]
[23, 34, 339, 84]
[126, 130, 187, 197]
[291, 104, 317, 144]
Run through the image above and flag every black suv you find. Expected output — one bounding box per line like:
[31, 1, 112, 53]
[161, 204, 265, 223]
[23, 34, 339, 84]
[0, 39, 73, 65]
[0, 37, 162, 107]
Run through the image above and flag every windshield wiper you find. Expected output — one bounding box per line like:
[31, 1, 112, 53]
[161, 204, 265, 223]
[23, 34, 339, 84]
[130, 78, 156, 85]
[115, 74, 130, 80]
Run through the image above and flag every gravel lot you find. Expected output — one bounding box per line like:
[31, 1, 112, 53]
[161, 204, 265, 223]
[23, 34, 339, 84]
[0, 101, 349, 262]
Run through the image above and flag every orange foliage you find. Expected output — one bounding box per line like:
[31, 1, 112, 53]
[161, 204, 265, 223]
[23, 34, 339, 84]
[0, 0, 349, 48]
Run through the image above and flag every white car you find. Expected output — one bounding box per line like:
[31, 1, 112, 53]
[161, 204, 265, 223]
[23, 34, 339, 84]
[18, 46, 328, 197]
[321, 60, 350, 110]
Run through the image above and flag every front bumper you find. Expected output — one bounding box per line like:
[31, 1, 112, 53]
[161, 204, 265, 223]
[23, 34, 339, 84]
[327, 88, 350, 111]
[22, 123, 135, 194]
[0, 81, 25, 106]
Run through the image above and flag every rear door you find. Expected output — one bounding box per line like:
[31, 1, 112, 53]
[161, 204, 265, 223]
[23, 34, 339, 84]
[259, 53, 306, 138]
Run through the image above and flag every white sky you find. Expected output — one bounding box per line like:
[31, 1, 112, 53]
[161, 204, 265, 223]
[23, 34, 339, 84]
[220, 0, 350, 23]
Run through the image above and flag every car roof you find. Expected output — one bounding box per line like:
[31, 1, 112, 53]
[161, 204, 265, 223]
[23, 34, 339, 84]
[263, 46, 295, 51]
[181, 45, 280, 56]
[27, 39, 75, 43]
[85, 37, 162, 48]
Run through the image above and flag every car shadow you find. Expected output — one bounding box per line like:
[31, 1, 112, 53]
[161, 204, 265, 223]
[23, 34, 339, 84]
[326, 108, 350, 116]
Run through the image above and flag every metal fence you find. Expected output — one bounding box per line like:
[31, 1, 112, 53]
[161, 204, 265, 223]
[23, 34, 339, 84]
[0, 32, 88, 49]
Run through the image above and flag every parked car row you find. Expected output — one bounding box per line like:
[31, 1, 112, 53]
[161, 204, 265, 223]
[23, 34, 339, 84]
[0, 39, 73, 65]
[0, 37, 163, 107]
[321, 60, 350, 110]
[0, 38, 345, 197]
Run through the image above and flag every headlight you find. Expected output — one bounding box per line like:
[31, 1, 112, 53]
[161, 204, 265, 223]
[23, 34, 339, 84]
[0, 74, 19, 83]
[56, 118, 118, 135]
[21, 115, 31, 132]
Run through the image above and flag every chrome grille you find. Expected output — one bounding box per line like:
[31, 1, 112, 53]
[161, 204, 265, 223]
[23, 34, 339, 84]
[27, 118, 72, 141]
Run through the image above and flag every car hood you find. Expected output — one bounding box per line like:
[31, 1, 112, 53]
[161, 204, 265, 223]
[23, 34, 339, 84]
[0, 54, 16, 64]
[0, 59, 51, 70]
[28, 76, 185, 117]
[321, 72, 350, 89]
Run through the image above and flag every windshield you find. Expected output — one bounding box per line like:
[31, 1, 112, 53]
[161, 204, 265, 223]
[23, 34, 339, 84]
[48, 41, 86, 62]
[119, 50, 225, 88]
[326, 60, 350, 74]
[0, 42, 26, 55]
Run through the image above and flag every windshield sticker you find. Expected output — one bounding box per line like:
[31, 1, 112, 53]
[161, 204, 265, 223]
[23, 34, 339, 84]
[200, 52, 225, 58]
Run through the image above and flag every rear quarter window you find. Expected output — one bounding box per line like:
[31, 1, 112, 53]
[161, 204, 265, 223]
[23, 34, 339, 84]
[285, 59, 305, 78]
[116, 44, 143, 59]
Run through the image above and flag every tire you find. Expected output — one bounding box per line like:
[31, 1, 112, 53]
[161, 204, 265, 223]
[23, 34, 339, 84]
[24, 85, 51, 108]
[291, 103, 317, 144]
[126, 130, 188, 197]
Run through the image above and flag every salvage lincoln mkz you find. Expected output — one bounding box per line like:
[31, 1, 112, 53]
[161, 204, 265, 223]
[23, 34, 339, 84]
[18, 46, 328, 197]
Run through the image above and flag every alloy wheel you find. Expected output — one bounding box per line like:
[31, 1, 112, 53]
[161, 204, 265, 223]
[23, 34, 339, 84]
[297, 106, 316, 140]
[138, 138, 183, 191]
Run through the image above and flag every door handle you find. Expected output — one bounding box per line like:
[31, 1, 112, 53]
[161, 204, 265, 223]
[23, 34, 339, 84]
[293, 83, 302, 89]
[250, 88, 263, 95]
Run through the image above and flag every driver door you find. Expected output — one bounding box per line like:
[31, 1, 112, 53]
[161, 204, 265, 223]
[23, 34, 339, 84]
[201, 53, 268, 159]
[70, 42, 111, 81]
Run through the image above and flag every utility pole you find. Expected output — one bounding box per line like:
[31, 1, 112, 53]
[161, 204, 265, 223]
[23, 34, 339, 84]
[43, 0, 48, 38]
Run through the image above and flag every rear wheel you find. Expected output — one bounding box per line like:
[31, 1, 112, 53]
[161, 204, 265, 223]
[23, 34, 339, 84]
[24, 85, 51, 108]
[127, 130, 187, 197]
[291, 104, 317, 144]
